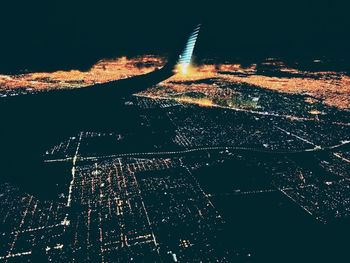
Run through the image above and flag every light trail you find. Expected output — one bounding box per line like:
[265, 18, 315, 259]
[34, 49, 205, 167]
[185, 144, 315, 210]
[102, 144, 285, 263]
[333, 152, 350, 164]
[208, 189, 278, 197]
[274, 126, 321, 148]
[279, 188, 314, 217]
[66, 132, 83, 207]
[135, 94, 350, 127]
[43, 139, 350, 164]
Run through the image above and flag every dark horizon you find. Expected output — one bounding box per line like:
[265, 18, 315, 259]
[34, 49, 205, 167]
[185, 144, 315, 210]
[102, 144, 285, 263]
[1, 0, 350, 73]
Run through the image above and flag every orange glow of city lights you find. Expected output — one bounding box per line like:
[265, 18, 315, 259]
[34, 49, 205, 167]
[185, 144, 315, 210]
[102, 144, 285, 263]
[1, 56, 350, 110]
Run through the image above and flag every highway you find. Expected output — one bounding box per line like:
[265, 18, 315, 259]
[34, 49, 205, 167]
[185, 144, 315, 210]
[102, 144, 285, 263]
[44, 139, 350, 163]
[136, 94, 350, 127]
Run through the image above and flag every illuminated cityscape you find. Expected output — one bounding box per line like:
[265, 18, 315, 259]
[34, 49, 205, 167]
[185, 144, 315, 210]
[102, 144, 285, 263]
[1, 86, 350, 261]
[1, 57, 350, 109]
[1, 1, 350, 261]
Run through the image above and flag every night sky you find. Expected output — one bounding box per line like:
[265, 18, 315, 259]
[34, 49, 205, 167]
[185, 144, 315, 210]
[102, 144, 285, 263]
[1, 0, 349, 73]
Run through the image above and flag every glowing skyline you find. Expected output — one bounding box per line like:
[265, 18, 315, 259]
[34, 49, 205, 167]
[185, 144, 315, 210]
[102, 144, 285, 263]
[1, 56, 349, 109]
